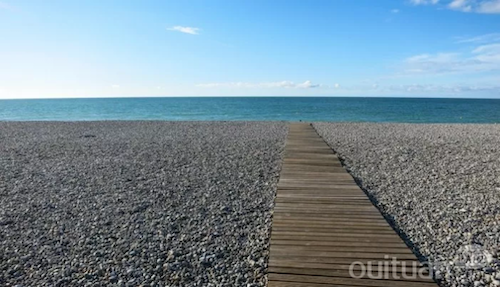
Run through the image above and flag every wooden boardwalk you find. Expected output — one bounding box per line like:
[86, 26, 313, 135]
[267, 123, 437, 287]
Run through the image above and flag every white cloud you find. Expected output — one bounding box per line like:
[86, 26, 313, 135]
[400, 84, 500, 93]
[111, 84, 120, 89]
[472, 43, 500, 63]
[403, 43, 500, 74]
[272, 81, 296, 88]
[456, 33, 500, 44]
[406, 53, 460, 63]
[448, 0, 473, 11]
[296, 80, 320, 88]
[360, 83, 500, 94]
[472, 43, 500, 54]
[410, 0, 439, 5]
[196, 80, 500, 95]
[477, 0, 500, 13]
[411, 0, 500, 13]
[167, 26, 200, 35]
[197, 80, 321, 89]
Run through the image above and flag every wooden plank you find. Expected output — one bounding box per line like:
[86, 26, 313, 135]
[269, 249, 418, 260]
[271, 227, 398, 235]
[269, 244, 412, 253]
[268, 274, 437, 287]
[270, 256, 422, 266]
[274, 203, 379, 210]
[272, 221, 395, 229]
[272, 215, 390, 223]
[267, 123, 437, 286]
[274, 198, 372, 204]
[268, 267, 434, 282]
[268, 261, 430, 276]
[278, 185, 362, 190]
[280, 166, 349, 172]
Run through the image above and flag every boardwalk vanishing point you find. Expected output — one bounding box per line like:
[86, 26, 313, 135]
[267, 123, 438, 287]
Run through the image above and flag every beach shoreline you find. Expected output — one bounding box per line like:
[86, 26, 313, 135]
[1, 121, 499, 286]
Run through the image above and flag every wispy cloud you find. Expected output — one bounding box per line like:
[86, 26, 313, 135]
[376, 83, 500, 94]
[167, 26, 200, 35]
[296, 80, 321, 88]
[403, 43, 500, 74]
[197, 80, 322, 89]
[472, 43, 500, 53]
[410, 0, 439, 5]
[391, 9, 400, 13]
[456, 33, 500, 44]
[448, 0, 473, 12]
[477, 0, 500, 13]
[196, 81, 497, 94]
[411, 0, 500, 13]
[472, 43, 500, 63]
[336, 82, 500, 95]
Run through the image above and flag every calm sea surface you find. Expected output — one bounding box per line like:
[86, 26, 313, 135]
[0, 97, 499, 123]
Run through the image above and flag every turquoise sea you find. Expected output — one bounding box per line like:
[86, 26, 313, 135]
[0, 97, 499, 123]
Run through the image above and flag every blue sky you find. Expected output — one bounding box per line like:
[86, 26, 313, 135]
[0, 0, 499, 99]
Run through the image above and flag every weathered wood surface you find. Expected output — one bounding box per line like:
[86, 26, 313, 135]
[267, 123, 437, 287]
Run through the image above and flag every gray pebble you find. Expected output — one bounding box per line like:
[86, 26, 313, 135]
[0, 121, 287, 286]
[314, 122, 500, 287]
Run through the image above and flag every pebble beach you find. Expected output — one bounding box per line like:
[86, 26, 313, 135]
[314, 123, 500, 287]
[1, 121, 499, 287]
[0, 122, 287, 287]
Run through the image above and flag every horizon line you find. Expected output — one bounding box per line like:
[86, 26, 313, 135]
[1, 95, 500, 100]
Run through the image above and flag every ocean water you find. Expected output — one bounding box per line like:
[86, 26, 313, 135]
[0, 97, 499, 123]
